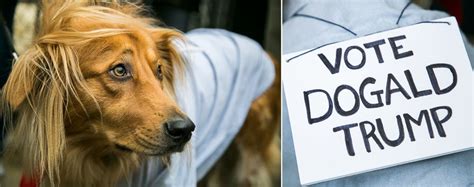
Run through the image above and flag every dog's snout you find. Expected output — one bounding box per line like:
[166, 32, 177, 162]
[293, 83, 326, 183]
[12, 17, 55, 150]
[165, 118, 195, 140]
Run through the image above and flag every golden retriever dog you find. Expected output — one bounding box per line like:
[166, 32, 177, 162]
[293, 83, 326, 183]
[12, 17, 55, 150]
[1, 1, 280, 187]
[3, 1, 190, 186]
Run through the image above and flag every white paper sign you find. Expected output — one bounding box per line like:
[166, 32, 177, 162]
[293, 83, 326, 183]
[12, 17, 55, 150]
[283, 17, 473, 185]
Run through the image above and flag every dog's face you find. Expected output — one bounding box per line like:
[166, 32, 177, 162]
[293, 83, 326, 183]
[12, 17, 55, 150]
[69, 30, 194, 156]
[1, 3, 195, 184]
[4, 3, 194, 157]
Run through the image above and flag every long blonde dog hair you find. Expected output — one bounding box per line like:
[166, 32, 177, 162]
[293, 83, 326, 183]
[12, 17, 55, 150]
[2, 1, 184, 186]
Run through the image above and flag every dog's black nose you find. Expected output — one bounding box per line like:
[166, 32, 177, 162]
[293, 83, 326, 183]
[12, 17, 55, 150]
[165, 118, 195, 140]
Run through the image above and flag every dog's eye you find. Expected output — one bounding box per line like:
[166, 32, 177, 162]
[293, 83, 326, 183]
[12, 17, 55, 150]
[157, 64, 163, 80]
[110, 64, 130, 79]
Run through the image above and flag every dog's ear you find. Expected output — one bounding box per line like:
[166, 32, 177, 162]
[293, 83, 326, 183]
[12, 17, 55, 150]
[151, 28, 186, 95]
[2, 41, 84, 185]
[2, 1, 79, 110]
[2, 3, 86, 185]
[2, 0, 62, 109]
[2, 48, 36, 110]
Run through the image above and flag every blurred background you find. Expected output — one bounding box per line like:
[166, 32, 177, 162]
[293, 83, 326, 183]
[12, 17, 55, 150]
[1, 0, 281, 58]
[414, 0, 474, 44]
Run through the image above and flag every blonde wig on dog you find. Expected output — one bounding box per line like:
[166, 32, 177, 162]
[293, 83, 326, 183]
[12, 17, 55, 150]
[2, 1, 185, 186]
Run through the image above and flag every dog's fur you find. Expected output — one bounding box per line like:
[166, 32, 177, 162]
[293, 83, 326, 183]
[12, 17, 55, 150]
[3, 1, 188, 186]
[2, 1, 280, 186]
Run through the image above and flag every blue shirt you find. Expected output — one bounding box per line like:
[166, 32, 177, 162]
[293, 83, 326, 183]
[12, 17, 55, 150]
[119, 29, 275, 186]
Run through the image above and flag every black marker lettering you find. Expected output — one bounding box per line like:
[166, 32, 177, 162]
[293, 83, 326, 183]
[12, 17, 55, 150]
[304, 89, 333, 124]
[426, 63, 457, 95]
[318, 48, 343, 74]
[364, 39, 386, 63]
[333, 123, 358, 156]
[388, 35, 414, 59]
